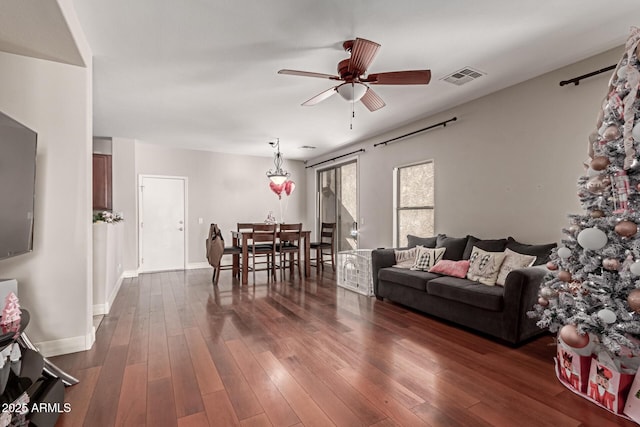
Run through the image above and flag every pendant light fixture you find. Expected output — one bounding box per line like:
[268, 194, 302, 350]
[266, 138, 290, 185]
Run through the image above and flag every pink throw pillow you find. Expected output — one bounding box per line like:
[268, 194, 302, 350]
[429, 260, 470, 278]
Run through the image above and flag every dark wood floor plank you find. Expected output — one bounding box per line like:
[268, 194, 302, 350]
[279, 354, 366, 427]
[177, 412, 209, 427]
[82, 345, 129, 426]
[255, 351, 336, 427]
[147, 377, 178, 427]
[336, 366, 429, 426]
[183, 327, 224, 395]
[205, 340, 264, 420]
[202, 390, 241, 427]
[55, 366, 101, 427]
[167, 334, 205, 418]
[114, 363, 147, 427]
[226, 339, 300, 426]
[126, 312, 150, 365]
[148, 309, 171, 381]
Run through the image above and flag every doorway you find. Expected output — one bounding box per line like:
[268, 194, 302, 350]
[317, 161, 358, 251]
[138, 175, 186, 272]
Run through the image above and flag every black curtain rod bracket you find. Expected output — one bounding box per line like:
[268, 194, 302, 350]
[559, 64, 616, 86]
[373, 117, 457, 148]
[305, 148, 365, 169]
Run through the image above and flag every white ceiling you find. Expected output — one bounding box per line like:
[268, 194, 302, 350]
[5, 1, 640, 160]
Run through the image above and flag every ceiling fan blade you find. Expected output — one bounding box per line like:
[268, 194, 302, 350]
[278, 69, 340, 80]
[360, 88, 385, 111]
[348, 38, 380, 75]
[302, 87, 337, 106]
[363, 70, 432, 85]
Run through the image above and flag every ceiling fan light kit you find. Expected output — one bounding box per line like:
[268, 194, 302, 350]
[278, 37, 431, 112]
[336, 82, 368, 102]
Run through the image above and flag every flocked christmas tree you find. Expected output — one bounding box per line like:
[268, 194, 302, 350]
[529, 27, 640, 357]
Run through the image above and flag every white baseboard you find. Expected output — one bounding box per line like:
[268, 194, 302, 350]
[187, 262, 210, 270]
[93, 303, 108, 316]
[93, 273, 124, 316]
[34, 329, 95, 357]
[123, 270, 139, 278]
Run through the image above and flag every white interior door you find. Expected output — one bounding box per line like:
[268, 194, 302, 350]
[139, 175, 186, 272]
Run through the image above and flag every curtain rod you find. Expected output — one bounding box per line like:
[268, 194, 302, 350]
[559, 64, 616, 86]
[304, 148, 365, 169]
[373, 117, 457, 148]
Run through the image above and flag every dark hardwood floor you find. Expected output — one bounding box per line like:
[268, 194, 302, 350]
[49, 268, 637, 426]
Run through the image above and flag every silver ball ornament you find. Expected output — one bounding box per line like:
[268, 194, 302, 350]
[597, 309, 617, 324]
[577, 228, 608, 250]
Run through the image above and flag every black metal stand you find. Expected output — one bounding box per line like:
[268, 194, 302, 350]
[18, 334, 79, 387]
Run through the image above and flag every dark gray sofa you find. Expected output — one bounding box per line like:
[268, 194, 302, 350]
[371, 234, 555, 345]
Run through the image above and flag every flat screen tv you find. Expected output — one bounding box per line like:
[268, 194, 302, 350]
[0, 111, 37, 261]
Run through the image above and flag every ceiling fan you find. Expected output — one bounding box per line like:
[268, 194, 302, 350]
[278, 38, 431, 111]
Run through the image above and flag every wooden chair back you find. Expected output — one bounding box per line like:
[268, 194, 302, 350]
[320, 222, 336, 247]
[279, 223, 302, 246]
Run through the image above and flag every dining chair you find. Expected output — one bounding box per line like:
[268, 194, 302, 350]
[248, 223, 277, 282]
[310, 222, 336, 273]
[211, 223, 254, 285]
[276, 223, 302, 279]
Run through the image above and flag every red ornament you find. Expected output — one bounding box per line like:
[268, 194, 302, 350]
[615, 220, 637, 237]
[537, 297, 549, 307]
[546, 261, 558, 271]
[590, 156, 610, 171]
[603, 125, 621, 141]
[559, 324, 590, 348]
[628, 289, 640, 313]
[558, 271, 572, 282]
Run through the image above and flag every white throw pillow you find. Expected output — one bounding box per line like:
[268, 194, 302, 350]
[466, 246, 506, 286]
[393, 247, 417, 269]
[410, 246, 446, 271]
[495, 248, 536, 286]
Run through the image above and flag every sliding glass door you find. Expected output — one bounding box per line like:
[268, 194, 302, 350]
[317, 161, 358, 251]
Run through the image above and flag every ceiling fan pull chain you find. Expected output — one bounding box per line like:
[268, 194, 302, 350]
[350, 102, 355, 130]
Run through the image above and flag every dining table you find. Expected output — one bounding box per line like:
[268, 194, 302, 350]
[231, 228, 311, 285]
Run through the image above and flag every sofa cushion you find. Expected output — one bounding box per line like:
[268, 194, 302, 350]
[393, 247, 417, 268]
[410, 246, 446, 271]
[407, 234, 437, 248]
[495, 248, 536, 286]
[506, 237, 556, 266]
[466, 246, 506, 286]
[378, 267, 440, 291]
[426, 276, 504, 311]
[436, 234, 469, 261]
[429, 259, 470, 278]
[462, 236, 508, 260]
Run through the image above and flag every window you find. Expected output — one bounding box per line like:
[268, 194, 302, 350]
[394, 160, 434, 247]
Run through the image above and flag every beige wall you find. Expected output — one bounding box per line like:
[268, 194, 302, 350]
[0, 2, 93, 355]
[305, 46, 622, 249]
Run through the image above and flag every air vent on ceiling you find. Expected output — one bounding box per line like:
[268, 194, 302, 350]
[300, 145, 316, 150]
[441, 66, 485, 86]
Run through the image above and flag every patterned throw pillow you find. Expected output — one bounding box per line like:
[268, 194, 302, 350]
[410, 246, 446, 271]
[393, 247, 417, 269]
[466, 246, 506, 286]
[429, 260, 471, 278]
[495, 248, 536, 286]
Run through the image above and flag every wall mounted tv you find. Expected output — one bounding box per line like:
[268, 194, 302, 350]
[0, 111, 37, 261]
